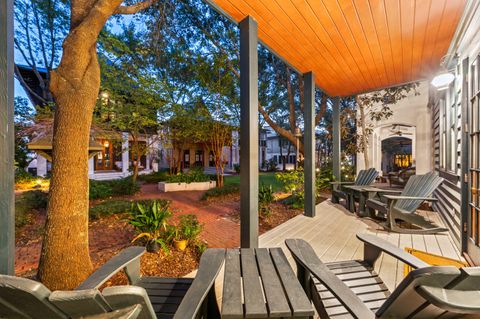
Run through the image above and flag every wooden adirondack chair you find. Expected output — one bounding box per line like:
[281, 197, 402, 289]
[0, 247, 225, 319]
[365, 172, 446, 234]
[286, 235, 480, 319]
[331, 168, 379, 212]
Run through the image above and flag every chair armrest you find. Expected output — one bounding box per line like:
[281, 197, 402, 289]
[330, 181, 354, 185]
[76, 246, 145, 290]
[285, 239, 375, 319]
[382, 195, 438, 201]
[416, 286, 480, 314]
[75, 305, 143, 319]
[173, 248, 225, 319]
[357, 233, 429, 269]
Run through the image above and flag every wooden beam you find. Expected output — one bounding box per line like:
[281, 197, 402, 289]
[239, 16, 259, 248]
[332, 97, 341, 181]
[303, 72, 316, 217]
[0, 0, 15, 275]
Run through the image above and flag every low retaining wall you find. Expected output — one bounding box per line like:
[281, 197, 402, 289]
[158, 181, 216, 192]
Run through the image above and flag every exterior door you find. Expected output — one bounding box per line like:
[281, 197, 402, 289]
[195, 150, 204, 167]
[468, 56, 480, 264]
[95, 139, 113, 170]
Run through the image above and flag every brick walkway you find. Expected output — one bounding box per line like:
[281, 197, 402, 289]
[15, 184, 240, 275]
[129, 184, 240, 248]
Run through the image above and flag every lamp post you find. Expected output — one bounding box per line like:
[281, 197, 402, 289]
[294, 127, 301, 169]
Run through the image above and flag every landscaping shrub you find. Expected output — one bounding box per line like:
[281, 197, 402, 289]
[89, 176, 140, 200]
[233, 163, 240, 174]
[316, 167, 334, 191]
[15, 190, 48, 229]
[201, 184, 239, 200]
[15, 170, 36, 184]
[266, 158, 278, 172]
[166, 167, 210, 184]
[137, 171, 168, 183]
[89, 180, 113, 199]
[258, 183, 274, 216]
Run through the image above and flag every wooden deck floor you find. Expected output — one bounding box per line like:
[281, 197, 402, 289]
[259, 200, 463, 291]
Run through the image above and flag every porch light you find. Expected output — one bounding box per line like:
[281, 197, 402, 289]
[431, 72, 455, 90]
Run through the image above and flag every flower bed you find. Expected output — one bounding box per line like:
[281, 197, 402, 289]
[158, 181, 216, 192]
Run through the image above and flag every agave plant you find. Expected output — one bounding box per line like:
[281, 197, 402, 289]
[129, 200, 172, 253]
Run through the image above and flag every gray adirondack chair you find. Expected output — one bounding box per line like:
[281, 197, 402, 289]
[331, 168, 379, 212]
[365, 172, 446, 234]
[286, 235, 480, 319]
[0, 247, 225, 319]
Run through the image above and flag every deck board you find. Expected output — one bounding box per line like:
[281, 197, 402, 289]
[258, 200, 464, 292]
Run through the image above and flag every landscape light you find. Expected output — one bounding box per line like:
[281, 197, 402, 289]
[431, 72, 455, 90]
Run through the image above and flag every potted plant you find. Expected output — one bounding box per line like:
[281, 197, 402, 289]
[129, 200, 171, 253]
[173, 214, 203, 251]
[172, 228, 188, 251]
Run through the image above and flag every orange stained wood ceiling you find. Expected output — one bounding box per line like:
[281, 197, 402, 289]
[207, 0, 467, 96]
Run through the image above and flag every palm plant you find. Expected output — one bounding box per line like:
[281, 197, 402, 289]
[129, 200, 172, 253]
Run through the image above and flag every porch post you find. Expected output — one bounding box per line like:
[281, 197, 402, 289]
[239, 16, 259, 248]
[303, 72, 316, 217]
[122, 132, 129, 176]
[332, 97, 341, 181]
[0, 0, 15, 275]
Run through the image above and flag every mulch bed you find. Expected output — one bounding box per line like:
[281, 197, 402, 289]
[15, 210, 199, 281]
[211, 192, 329, 234]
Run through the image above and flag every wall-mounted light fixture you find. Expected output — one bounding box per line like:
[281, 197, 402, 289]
[431, 72, 455, 91]
[431, 54, 457, 91]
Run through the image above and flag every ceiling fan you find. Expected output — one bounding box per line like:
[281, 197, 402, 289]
[388, 125, 413, 137]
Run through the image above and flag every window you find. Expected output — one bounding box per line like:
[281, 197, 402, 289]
[469, 56, 480, 247]
[439, 74, 459, 173]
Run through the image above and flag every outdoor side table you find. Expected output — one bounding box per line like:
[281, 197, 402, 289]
[221, 248, 314, 319]
[343, 184, 366, 213]
[358, 186, 403, 217]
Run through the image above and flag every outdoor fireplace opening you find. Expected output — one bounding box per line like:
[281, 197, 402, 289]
[381, 136, 413, 174]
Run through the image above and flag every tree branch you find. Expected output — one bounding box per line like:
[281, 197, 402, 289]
[115, 0, 155, 14]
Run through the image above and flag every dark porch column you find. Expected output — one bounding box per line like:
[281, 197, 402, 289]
[332, 97, 341, 181]
[0, 0, 15, 275]
[239, 16, 259, 248]
[303, 72, 316, 217]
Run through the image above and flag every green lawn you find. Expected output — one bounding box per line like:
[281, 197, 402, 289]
[223, 172, 284, 192]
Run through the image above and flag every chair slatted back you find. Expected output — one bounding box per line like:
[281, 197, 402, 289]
[377, 266, 480, 318]
[355, 168, 378, 186]
[395, 172, 443, 212]
[0, 275, 66, 319]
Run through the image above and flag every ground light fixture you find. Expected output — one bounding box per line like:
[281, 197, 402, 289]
[431, 72, 455, 90]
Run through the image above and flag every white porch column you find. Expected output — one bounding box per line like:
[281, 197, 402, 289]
[146, 136, 151, 171]
[88, 157, 94, 176]
[37, 155, 48, 177]
[122, 132, 129, 176]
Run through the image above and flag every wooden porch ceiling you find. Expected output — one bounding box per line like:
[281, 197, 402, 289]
[208, 0, 466, 96]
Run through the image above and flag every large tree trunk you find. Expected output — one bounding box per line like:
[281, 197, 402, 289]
[39, 47, 99, 290]
[38, 0, 124, 290]
[357, 101, 370, 168]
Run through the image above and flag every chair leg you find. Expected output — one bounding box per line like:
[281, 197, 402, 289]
[331, 193, 339, 204]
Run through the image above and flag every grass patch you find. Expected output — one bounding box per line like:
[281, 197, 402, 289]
[223, 172, 284, 192]
[201, 184, 240, 200]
